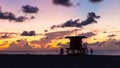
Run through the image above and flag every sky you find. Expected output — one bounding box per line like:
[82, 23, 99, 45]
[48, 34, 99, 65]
[0, 0, 120, 51]
[0, 0, 103, 33]
[0, 0, 119, 33]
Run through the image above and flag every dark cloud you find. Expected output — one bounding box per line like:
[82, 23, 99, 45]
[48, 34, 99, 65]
[21, 31, 36, 36]
[107, 34, 116, 37]
[51, 25, 56, 30]
[15, 16, 28, 22]
[0, 12, 16, 21]
[89, 0, 103, 3]
[22, 5, 39, 13]
[0, 7, 31, 22]
[50, 19, 81, 29]
[80, 12, 100, 26]
[52, 0, 73, 7]
[51, 12, 100, 29]
[50, 25, 62, 29]
[78, 32, 96, 37]
[61, 19, 81, 27]
[0, 11, 28, 22]
[44, 30, 48, 32]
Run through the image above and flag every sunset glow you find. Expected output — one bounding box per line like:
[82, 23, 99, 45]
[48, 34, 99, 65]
[0, 0, 120, 51]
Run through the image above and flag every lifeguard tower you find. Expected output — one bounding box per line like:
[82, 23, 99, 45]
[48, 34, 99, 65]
[65, 36, 88, 55]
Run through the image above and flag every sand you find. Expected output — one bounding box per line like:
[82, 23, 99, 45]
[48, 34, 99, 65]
[0, 55, 120, 68]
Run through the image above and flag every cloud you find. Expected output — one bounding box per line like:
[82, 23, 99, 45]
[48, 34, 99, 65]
[80, 12, 100, 26]
[51, 19, 81, 29]
[15, 16, 28, 22]
[21, 31, 36, 36]
[51, 25, 61, 30]
[30, 16, 35, 19]
[0, 11, 28, 22]
[0, 7, 36, 22]
[88, 39, 120, 50]
[8, 39, 32, 50]
[0, 33, 12, 39]
[78, 32, 96, 37]
[103, 31, 107, 33]
[52, 0, 103, 7]
[107, 34, 116, 37]
[89, 0, 103, 3]
[0, 12, 16, 21]
[22, 4, 39, 13]
[52, 0, 73, 7]
[31, 30, 73, 48]
[51, 12, 100, 29]
[61, 19, 81, 27]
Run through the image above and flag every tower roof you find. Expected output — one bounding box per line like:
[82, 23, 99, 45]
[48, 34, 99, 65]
[65, 36, 87, 39]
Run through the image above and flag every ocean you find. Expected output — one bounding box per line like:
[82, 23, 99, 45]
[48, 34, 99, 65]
[0, 50, 120, 56]
[0, 50, 59, 55]
[92, 50, 120, 56]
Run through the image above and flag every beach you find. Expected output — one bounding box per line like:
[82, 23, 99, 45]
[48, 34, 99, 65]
[0, 55, 120, 68]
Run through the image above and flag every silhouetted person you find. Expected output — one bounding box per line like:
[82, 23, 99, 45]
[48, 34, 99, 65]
[60, 48, 64, 55]
[90, 48, 93, 55]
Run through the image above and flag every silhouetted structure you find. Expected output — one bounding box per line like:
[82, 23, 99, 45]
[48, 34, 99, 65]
[21, 31, 35, 36]
[65, 36, 88, 55]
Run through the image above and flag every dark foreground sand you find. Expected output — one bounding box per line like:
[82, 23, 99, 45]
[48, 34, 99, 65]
[0, 54, 120, 68]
